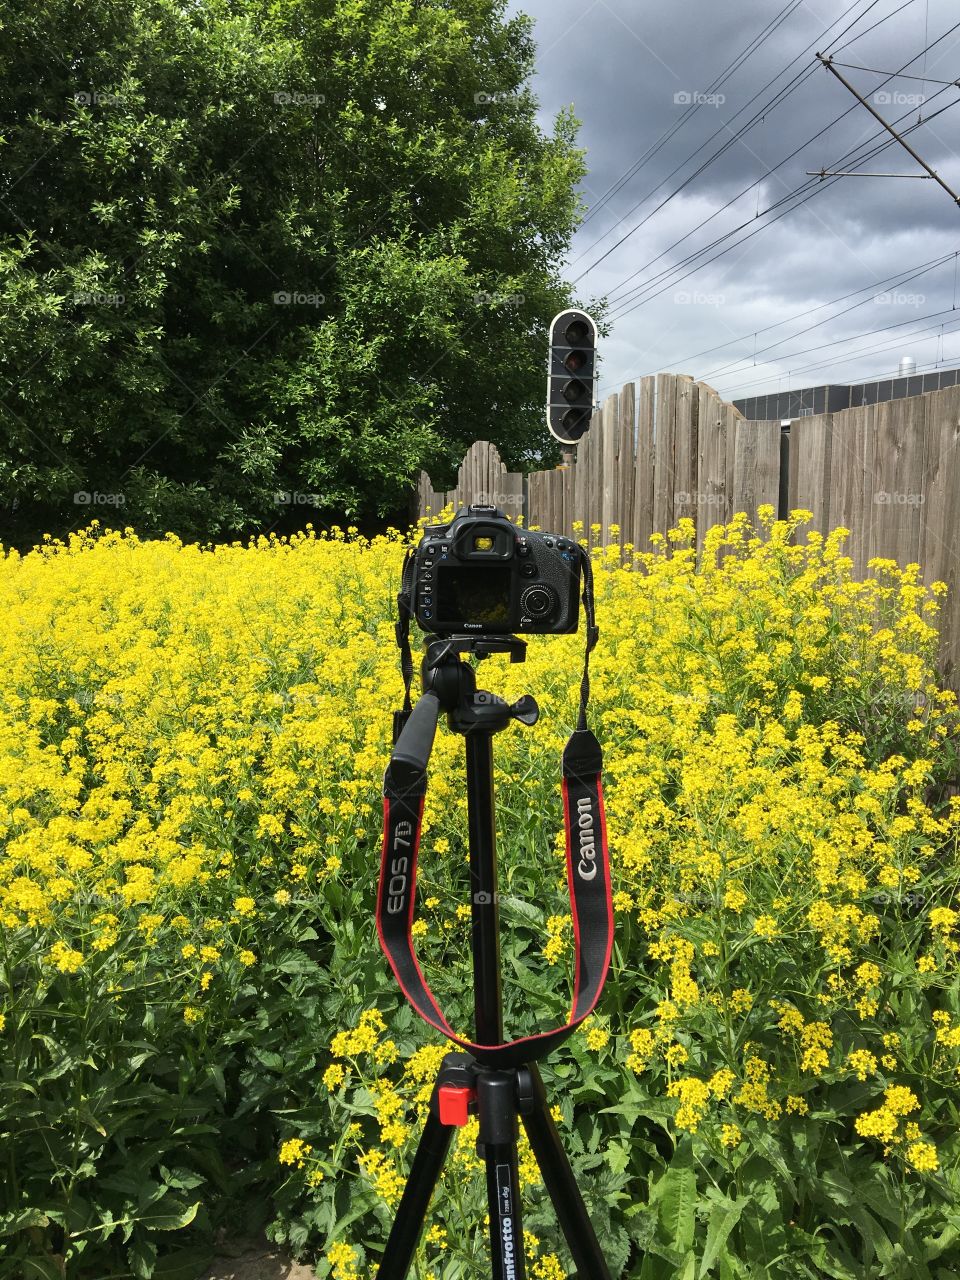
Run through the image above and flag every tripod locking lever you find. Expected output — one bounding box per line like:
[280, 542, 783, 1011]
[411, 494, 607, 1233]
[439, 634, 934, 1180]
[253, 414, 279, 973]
[438, 1085, 475, 1127]
[508, 694, 539, 725]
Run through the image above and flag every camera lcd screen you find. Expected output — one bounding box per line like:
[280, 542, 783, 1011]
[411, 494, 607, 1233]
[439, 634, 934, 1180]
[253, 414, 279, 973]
[435, 565, 512, 626]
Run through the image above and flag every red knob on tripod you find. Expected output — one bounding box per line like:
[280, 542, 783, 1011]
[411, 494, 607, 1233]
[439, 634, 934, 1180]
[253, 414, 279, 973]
[438, 1085, 474, 1127]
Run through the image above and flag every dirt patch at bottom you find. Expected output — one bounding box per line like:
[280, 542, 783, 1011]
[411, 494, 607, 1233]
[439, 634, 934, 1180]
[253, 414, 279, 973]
[205, 1247, 316, 1280]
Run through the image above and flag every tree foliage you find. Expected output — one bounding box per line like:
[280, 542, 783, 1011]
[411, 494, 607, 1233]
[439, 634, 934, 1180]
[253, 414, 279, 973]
[0, 0, 589, 543]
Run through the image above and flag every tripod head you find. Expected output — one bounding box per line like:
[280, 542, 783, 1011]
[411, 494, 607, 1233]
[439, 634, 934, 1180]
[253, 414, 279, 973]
[390, 635, 539, 786]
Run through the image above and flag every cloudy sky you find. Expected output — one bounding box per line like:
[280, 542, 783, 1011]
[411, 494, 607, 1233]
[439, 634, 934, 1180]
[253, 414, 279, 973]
[506, 0, 960, 404]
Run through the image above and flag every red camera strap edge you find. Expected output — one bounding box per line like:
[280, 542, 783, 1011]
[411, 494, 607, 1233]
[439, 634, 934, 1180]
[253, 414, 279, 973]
[376, 729, 614, 1070]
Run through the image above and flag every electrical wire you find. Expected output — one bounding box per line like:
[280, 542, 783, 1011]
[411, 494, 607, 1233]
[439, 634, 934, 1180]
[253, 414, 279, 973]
[578, 0, 808, 228]
[606, 249, 956, 381]
[605, 87, 960, 323]
[570, 0, 917, 279]
[602, 30, 960, 316]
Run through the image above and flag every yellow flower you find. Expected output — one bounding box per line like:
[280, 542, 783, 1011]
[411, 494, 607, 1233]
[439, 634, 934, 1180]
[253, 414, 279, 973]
[720, 1124, 742, 1148]
[723, 883, 748, 912]
[183, 1006, 204, 1025]
[906, 1141, 938, 1172]
[666, 1077, 711, 1133]
[884, 1085, 920, 1116]
[846, 1050, 878, 1082]
[233, 896, 255, 916]
[278, 1138, 312, 1168]
[708, 1068, 735, 1097]
[46, 940, 84, 974]
[238, 949, 256, 966]
[585, 1026, 609, 1052]
[326, 1242, 360, 1280]
[323, 1064, 346, 1091]
[855, 1106, 897, 1143]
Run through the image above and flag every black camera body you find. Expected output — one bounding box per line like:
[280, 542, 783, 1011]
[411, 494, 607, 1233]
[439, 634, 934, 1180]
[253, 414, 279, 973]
[411, 505, 581, 635]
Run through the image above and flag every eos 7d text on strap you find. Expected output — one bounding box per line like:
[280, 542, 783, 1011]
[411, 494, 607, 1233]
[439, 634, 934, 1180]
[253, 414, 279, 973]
[373, 504, 614, 1280]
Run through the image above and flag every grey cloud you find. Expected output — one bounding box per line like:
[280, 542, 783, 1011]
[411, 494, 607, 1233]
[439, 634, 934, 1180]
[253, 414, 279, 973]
[507, 0, 960, 399]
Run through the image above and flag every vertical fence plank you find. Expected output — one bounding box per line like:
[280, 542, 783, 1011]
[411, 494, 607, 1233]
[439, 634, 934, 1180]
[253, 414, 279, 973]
[833, 405, 876, 579]
[617, 382, 636, 550]
[733, 420, 781, 521]
[789, 414, 833, 533]
[673, 375, 699, 527]
[723, 404, 739, 527]
[921, 386, 960, 683]
[601, 391, 620, 544]
[696, 385, 727, 554]
[652, 373, 678, 537]
[633, 376, 656, 553]
[867, 395, 926, 571]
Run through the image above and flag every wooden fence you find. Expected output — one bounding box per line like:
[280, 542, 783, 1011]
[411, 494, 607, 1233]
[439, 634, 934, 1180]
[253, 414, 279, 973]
[416, 372, 960, 680]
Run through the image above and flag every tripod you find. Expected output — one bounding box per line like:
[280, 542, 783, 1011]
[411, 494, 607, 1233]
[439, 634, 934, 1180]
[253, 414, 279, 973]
[376, 635, 613, 1280]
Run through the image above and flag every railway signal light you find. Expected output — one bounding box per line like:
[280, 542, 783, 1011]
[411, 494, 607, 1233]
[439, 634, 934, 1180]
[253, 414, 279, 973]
[547, 309, 597, 444]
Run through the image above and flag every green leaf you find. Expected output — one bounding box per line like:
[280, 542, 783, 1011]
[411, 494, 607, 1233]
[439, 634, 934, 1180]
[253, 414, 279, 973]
[658, 1147, 697, 1254]
[130, 1235, 159, 1280]
[0, 1208, 50, 1237]
[700, 1196, 747, 1276]
[142, 1201, 201, 1232]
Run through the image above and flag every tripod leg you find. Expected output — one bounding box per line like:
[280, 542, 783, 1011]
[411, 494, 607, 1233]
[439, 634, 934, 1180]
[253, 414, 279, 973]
[518, 1065, 613, 1280]
[375, 1108, 455, 1280]
[478, 1071, 528, 1280]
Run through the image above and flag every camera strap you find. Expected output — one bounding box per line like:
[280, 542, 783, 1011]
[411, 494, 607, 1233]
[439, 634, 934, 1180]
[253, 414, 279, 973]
[380, 547, 612, 1069]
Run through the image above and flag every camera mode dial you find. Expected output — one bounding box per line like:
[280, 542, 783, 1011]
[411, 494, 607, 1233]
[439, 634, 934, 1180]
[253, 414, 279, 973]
[520, 583, 558, 619]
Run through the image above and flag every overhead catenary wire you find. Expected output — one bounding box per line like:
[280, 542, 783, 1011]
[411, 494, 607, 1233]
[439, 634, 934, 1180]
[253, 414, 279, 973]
[606, 249, 956, 383]
[701, 305, 960, 386]
[604, 88, 960, 324]
[570, 0, 920, 280]
[827, 60, 960, 84]
[570, 0, 896, 267]
[601, 36, 960, 316]
[711, 320, 960, 400]
[709, 312, 960, 397]
[577, 0, 809, 229]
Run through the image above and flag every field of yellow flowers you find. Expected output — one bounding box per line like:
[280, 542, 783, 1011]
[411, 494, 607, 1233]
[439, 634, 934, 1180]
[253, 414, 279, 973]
[1, 510, 958, 1280]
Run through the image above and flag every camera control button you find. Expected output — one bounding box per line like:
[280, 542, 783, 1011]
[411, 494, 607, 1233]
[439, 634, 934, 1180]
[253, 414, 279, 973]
[520, 563, 537, 578]
[517, 544, 531, 557]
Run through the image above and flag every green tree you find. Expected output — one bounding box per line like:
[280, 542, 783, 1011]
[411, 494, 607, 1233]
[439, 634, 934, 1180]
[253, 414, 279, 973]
[0, 0, 589, 544]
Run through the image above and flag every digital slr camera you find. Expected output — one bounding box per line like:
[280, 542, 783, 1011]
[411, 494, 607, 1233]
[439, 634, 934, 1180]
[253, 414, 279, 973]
[411, 505, 581, 635]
